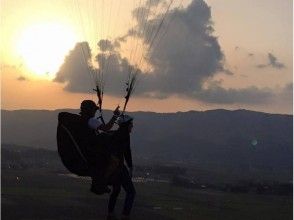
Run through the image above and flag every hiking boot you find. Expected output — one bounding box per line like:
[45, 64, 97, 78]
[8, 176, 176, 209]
[90, 185, 111, 195]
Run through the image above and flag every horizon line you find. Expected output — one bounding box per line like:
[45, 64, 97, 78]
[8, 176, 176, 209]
[1, 108, 292, 116]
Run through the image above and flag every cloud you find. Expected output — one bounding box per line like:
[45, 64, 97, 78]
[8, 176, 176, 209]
[94, 52, 138, 96]
[54, 0, 280, 105]
[196, 84, 273, 104]
[223, 69, 234, 75]
[284, 82, 293, 91]
[54, 41, 135, 95]
[129, 0, 226, 95]
[270, 83, 293, 111]
[278, 82, 293, 99]
[98, 39, 116, 52]
[17, 76, 27, 81]
[256, 64, 267, 68]
[268, 53, 286, 69]
[256, 53, 286, 69]
[54, 42, 96, 92]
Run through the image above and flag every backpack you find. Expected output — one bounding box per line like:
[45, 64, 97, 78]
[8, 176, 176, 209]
[57, 112, 92, 176]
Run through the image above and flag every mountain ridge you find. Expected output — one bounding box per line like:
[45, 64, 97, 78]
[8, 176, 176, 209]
[1, 108, 292, 116]
[1, 108, 292, 182]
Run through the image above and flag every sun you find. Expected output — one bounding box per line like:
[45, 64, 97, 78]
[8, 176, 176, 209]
[16, 23, 77, 79]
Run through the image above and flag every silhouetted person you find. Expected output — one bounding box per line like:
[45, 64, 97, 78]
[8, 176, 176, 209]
[107, 116, 136, 220]
[79, 100, 120, 194]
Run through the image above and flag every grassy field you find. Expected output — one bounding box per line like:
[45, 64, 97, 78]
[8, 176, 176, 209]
[1, 169, 292, 220]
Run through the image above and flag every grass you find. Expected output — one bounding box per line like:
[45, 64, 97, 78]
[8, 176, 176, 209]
[1, 169, 292, 220]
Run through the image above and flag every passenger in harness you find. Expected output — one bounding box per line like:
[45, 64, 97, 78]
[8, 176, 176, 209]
[107, 115, 135, 220]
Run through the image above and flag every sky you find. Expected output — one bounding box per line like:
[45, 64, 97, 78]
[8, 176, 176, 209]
[1, 0, 293, 114]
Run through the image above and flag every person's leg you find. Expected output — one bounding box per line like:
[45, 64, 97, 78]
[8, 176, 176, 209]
[121, 166, 136, 217]
[88, 136, 117, 195]
[108, 184, 121, 214]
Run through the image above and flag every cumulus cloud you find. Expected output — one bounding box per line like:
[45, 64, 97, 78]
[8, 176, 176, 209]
[54, 40, 135, 95]
[256, 53, 286, 69]
[98, 39, 116, 52]
[129, 0, 226, 95]
[54, 42, 96, 92]
[94, 52, 138, 96]
[54, 0, 280, 105]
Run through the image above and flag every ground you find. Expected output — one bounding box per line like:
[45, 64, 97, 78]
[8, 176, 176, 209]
[1, 169, 292, 220]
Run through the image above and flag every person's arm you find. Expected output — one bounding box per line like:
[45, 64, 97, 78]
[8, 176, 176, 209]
[98, 106, 120, 132]
[98, 115, 118, 132]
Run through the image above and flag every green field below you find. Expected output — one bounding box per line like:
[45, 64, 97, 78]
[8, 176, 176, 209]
[1, 169, 292, 220]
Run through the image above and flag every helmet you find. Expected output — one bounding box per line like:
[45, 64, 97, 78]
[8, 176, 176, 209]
[80, 100, 98, 112]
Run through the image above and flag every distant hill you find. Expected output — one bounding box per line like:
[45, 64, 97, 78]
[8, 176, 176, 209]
[1, 143, 65, 171]
[1, 109, 292, 181]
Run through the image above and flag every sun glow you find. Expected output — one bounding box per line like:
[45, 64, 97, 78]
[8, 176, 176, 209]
[16, 23, 78, 78]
